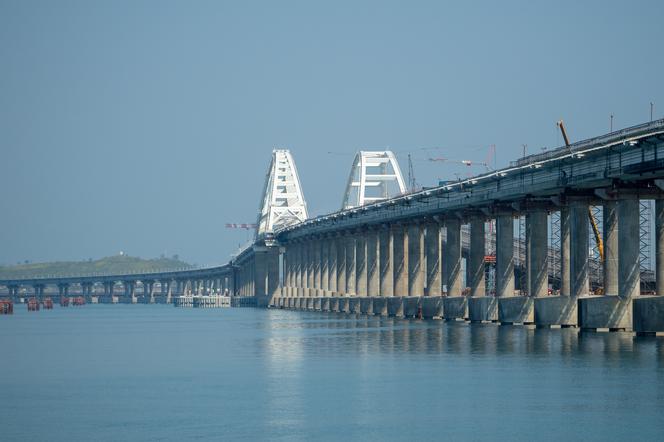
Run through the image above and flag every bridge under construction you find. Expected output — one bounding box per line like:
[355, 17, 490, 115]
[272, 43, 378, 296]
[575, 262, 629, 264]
[2, 119, 664, 334]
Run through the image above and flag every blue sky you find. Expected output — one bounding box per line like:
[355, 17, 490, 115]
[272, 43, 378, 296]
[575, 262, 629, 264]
[1, 0, 663, 266]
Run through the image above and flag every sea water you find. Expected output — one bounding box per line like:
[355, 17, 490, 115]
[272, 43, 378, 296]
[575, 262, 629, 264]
[1, 305, 663, 441]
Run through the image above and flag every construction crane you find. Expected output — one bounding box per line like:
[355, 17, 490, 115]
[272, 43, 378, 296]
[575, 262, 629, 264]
[557, 120, 604, 261]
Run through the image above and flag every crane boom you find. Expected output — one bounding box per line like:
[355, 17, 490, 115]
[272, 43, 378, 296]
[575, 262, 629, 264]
[557, 119, 604, 261]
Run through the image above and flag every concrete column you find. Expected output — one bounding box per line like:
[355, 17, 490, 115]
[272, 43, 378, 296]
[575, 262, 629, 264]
[446, 218, 462, 296]
[321, 238, 329, 294]
[266, 250, 280, 299]
[407, 224, 425, 297]
[346, 234, 356, 295]
[618, 199, 640, 299]
[296, 242, 304, 295]
[392, 225, 408, 296]
[496, 215, 514, 297]
[355, 232, 367, 296]
[425, 222, 442, 296]
[299, 241, 307, 295]
[336, 235, 346, 295]
[527, 210, 548, 297]
[367, 230, 380, 296]
[657, 199, 664, 296]
[314, 238, 323, 293]
[571, 202, 589, 297]
[603, 201, 619, 295]
[328, 236, 338, 294]
[469, 219, 486, 297]
[560, 207, 571, 296]
[307, 240, 315, 296]
[379, 227, 394, 296]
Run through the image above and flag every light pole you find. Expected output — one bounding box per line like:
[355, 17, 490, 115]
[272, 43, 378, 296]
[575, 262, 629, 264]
[610, 114, 614, 132]
[651, 102, 654, 122]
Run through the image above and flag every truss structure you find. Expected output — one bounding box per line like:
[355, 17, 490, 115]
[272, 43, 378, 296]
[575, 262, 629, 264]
[639, 200, 652, 271]
[256, 149, 308, 236]
[341, 151, 407, 210]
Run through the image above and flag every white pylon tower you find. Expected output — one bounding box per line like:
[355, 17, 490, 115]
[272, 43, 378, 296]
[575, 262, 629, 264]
[256, 149, 308, 237]
[341, 151, 407, 210]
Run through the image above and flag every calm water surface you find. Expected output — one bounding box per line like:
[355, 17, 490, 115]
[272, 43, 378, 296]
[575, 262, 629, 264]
[1, 305, 663, 441]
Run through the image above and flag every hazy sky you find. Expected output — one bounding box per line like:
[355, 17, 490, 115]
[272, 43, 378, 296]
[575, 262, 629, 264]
[1, 0, 663, 266]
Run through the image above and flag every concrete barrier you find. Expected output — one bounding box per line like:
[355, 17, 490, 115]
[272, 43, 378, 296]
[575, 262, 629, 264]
[372, 297, 388, 316]
[360, 297, 373, 315]
[403, 297, 420, 318]
[313, 297, 321, 310]
[421, 296, 443, 318]
[579, 296, 632, 331]
[534, 296, 577, 327]
[387, 297, 404, 317]
[288, 298, 294, 308]
[338, 297, 350, 313]
[330, 297, 340, 312]
[443, 297, 468, 320]
[307, 297, 315, 310]
[633, 296, 664, 335]
[321, 297, 331, 312]
[468, 297, 498, 322]
[498, 296, 534, 324]
[348, 297, 361, 314]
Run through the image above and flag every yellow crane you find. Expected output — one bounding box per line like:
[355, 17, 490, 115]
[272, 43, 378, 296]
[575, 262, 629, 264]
[557, 120, 604, 261]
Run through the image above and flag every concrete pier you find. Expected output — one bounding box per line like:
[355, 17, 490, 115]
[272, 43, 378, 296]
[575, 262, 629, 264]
[379, 228, 394, 297]
[420, 296, 443, 318]
[407, 225, 425, 297]
[496, 215, 514, 298]
[446, 218, 462, 296]
[603, 201, 619, 295]
[387, 296, 404, 317]
[571, 202, 590, 297]
[498, 297, 534, 325]
[359, 297, 373, 315]
[425, 222, 442, 296]
[468, 297, 498, 322]
[534, 296, 577, 327]
[393, 226, 408, 296]
[469, 219, 485, 297]
[372, 297, 388, 316]
[443, 296, 468, 320]
[527, 210, 548, 297]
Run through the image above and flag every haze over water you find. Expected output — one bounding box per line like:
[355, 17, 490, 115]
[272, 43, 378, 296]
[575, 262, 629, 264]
[2, 306, 663, 441]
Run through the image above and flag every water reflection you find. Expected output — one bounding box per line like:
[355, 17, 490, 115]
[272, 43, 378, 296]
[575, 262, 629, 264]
[259, 309, 664, 364]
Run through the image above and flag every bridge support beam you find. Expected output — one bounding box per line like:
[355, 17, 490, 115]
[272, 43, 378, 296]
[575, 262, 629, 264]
[425, 222, 441, 296]
[407, 224, 424, 297]
[619, 199, 640, 300]
[560, 207, 571, 296]
[527, 209, 548, 297]
[367, 230, 380, 297]
[603, 201, 619, 296]
[321, 238, 329, 296]
[336, 235, 346, 295]
[571, 202, 590, 297]
[469, 219, 485, 297]
[392, 225, 408, 296]
[496, 215, 514, 298]
[445, 218, 462, 296]
[328, 236, 338, 295]
[355, 232, 367, 297]
[379, 227, 393, 297]
[345, 234, 356, 296]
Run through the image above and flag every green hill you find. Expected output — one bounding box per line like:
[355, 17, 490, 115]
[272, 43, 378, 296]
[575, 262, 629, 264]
[0, 255, 193, 279]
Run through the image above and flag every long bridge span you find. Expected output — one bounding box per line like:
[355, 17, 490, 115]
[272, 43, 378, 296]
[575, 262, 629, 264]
[2, 119, 664, 333]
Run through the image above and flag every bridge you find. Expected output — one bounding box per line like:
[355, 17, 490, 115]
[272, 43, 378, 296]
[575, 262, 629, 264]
[2, 120, 664, 334]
